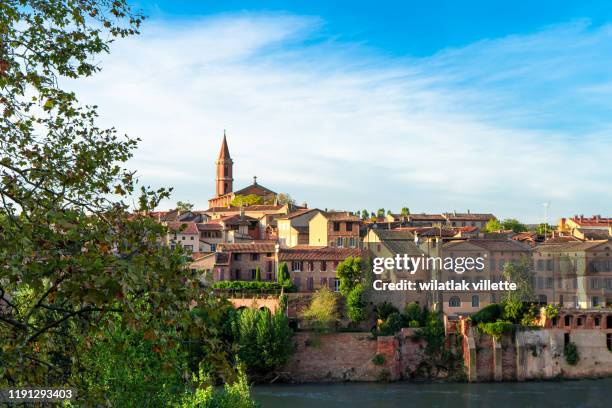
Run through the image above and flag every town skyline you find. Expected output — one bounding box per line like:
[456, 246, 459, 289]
[69, 3, 612, 222]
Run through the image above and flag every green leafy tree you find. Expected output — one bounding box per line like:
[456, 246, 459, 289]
[501, 256, 535, 322]
[276, 193, 295, 206]
[535, 223, 555, 235]
[483, 219, 503, 232]
[502, 219, 528, 233]
[231, 308, 293, 376]
[0, 0, 231, 401]
[176, 201, 194, 212]
[379, 312, 402, 335]
[401, 207, 410, 216]
[230, 194, 263, 207]
[336, 256, 363, 297]
[255, 267, 261, 282]
[377, 208, 385, 218]
[301, 287, 339, 332]
[361, 209, 369, 220]
[346, 284, 366, 323]
[277, 262, 290, 286]
[402, 302, 425, 327]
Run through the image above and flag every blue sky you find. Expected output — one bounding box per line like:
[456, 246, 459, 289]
[73, 1, 612, 222]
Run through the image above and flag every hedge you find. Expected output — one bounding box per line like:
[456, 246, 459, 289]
[212, 281, 293, 292]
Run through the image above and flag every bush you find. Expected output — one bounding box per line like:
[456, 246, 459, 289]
[180, 364, 259, 408]
[477, 321, 514, 340]
[336, 256, 363, 297]
[232, 308, 294, 375]
[408, 320, 420, 328]
[470, 303, 502, 325]
[213, 281, 292, 292]
[301, 287, 339, 332]
[375, 302, 399, 320]
[402, 302, 423, 325]
[545, 304, 559, 319]
[564, 342, 579, 365]
[379, 312, 402, 336]
[346, 284, 367, 323]
[371, 354, 385, 366]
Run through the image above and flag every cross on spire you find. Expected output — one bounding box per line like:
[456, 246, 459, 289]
[253, 175, 257, 185]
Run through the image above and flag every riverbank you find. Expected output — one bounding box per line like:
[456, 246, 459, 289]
[252, 377, 611, 408]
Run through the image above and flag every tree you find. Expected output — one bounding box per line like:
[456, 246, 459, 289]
[254, 267, 261, 282]
[377, 208, 385, 218]
[230, 194, 263, 207]
[336, 256, 363, 297]
[346, 284, 366, 323]
[501, 256, 535, 321]
[401, 207, 410, 216]
[176, 201, 194, 212]
[0, 0, 227, 399]
[231, 308, 293, 376]
[502, 219, 528, 233]
[277, 262, 292, 287]
[361, 209, 369, 220]
[535, 223, 555, 235]
[483, 219, 503, 232]
[276, 193, 295, 206]
[301, 287, 339, 332]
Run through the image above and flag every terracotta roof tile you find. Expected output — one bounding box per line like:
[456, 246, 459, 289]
[165, 221, 199, 235]
[279, 247, 364, 261]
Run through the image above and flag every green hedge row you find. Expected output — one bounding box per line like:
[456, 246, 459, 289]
[212, 281, 291, 291]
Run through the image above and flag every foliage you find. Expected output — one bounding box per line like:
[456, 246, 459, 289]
[276, 193, 295, 206]
[336, 256, 363, 297]
[179, 364, 259, 408]
[371, 354, 385, 366]
[402, 302, 425, 327]
[277, 262, 291, 286]
[0, 0, 226, 398]
[376, 369, 391, 382]
[401, 207, 410, 216]
[470, 303, 503, 325]
[477, 321, 514, 340]
[564, 342, 579, 365]
[379, 312, 402, 336]
[254, 267, 261, 282]
[361, 209, 369, 220]
[231, 308, 294, 376]
[535, 223, 555, 235]
[230, 194, 263, 207]
[483, 219, 503, 232]
[301, 287, 339, 332]
[501, 299, 524, 323]
[176, 201, 194, 212]
[544, 304, 559, 319]
[346, 284, 367, 323]
[75, 314, 187, 406]
[212, 281, 290, 292]
[502, 256, 535, 303]
[520, 304, 539, 326]
[502, 219, 528, 233]
[375, 302, 399, 320]
[408, 320, 420, 328]
[376, 208, 385, 218]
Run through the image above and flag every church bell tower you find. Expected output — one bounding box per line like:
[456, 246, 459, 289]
[215, 131, 234, 197]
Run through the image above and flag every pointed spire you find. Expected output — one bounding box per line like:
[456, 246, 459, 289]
[218, 130, 231, 160]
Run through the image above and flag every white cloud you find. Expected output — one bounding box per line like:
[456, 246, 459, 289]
[70, 14, 612, 222]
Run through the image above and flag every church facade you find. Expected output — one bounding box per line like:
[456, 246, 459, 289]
[208, 133, 278, 208]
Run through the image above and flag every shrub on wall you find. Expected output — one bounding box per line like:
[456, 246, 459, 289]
[379, 312, 403, 336]
[477, 321, 514, 341]
[564, 342, 580, 365]
[301, 287, 340, 332]
[375, 302, 399, 320]
[212, 281, 293, 292]
[346, 284, 367, 323]
[470, 303, 502, 325]
[372, 354, 385, 366]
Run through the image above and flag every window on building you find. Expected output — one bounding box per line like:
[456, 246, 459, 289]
[537, 260, 544, 271]
[333, 278, 340, 292]
[308, 261, 314, 272]
[182, 236, 185, 240]
[294, 277, 301, 290]
[546, 259, 554, 271]
[594, 316, 601, 328]
[499, 259, 505, 271]
[336, 237, 343, 247]
[349, 237, 356, 248]
[346, 222, 353, 231]
[320, 277, 328, 287]
[593, 296, 600, 307]
[184, 245, 193, 251]
[190, 236, 194, 240]
[471, 295, 480, 308]
[546, 277, 553, 289]
[292, 261, 303, 272]
[573, 295, 579, 308]
[333, 222, 340, 231]
[607, 333, 612, 352]
[250, 269, 257, 280]
[538, 294, 547, 304]
[307, 277, 314, 291]
[251, 253, 259, 261]
[559, 294, 564, 306]
[267, 261, 272, 273]
[449, 297, 461, 308]
[233, 253, 241, 261]
[564, 315, 572, 327]
[321, 261, 327, 271]
[210, 244, 216, 252]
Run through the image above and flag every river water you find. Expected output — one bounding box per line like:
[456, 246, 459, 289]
[252, 378, 610, 407]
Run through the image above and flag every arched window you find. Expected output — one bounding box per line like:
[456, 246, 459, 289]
[449, 296, 461, 308]
[471, 295, 480, 308]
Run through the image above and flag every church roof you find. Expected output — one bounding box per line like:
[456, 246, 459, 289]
[233, 182, 276, 196]
[218, 134, 231, 160]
